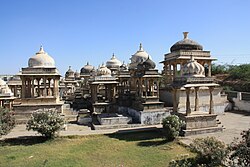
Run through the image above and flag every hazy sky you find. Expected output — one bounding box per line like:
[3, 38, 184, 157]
[1, 0, 250, 75]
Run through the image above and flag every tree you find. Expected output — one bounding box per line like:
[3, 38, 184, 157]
[228, 129, 250, 167]
[190, 137, 229, 167]
[162, 115, 184, 141]
[0, 107, 15, 136]
[26, 109, 64, 138]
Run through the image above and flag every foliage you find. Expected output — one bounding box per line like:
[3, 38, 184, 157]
[0, 107, 15, 136]
[211, 63, 230, 75]
[169, 154, 195, 167]
[26, 109, 64, 138]
[228, 129, 250, 167]
[229, 64, 250, 81]
[190, 137, 229, 167]
[162, 115, 184, 141]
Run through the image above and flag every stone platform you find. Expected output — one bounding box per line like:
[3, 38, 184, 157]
[97, 113, 132, 125]
[175, 111, 223, 136]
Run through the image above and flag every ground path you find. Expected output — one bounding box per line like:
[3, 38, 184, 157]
[1, 111, 249, 145]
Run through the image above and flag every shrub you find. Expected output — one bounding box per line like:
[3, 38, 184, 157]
[162, 115, 184, 141]
[26, 109, 64, 138]
[190, 137, 228, 167]
[228, 129, 250, 167]
[0, 107, 15, 136]
[169, 154, 195, 167]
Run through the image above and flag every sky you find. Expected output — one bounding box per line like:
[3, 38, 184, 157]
[1, 0, 250, 75]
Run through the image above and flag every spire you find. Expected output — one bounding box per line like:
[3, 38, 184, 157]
[87, 62, 89, 65]
[112, 53, 115, 59]
[139, 43, 144, 51]
[69, 66, 71, 69]
[37, 44, 45, 54]
[183, 32, 189, 39]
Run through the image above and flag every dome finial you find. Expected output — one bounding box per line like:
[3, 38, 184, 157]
[38, 44, 45, 53]
[183, 32, 189, 39]
[139, 43, 144, 51]
[112, 53, 115, 58]
[87, 62, 89, 65]
[190, 54, 194, 61]
[69, 66, 71, 69]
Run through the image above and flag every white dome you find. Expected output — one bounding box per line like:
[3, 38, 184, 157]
[129, 43, 152, 69]
[130, 43, 151, 63]
[0, 79, 13, 96]
[106, 53, 122, 69]
[28, 46, 55, 68]
[0, 78, 6, 86]
[182, 56, 205, 77]
[97, 64, 112, 76]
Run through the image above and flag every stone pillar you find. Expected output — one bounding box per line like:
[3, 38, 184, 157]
[194, 87, 199, 111]
[48, 79, 51, 96]
[28, 79, 32, 98]
[173, 63, 177, 78]
[21, 78, 25, 98]
[173, 88, 177, 112]
[185, 87, 191, 116]
[37, 78, 41, 97]
[145, 79, 147, 99]
[208, 62, 212, 77]
[53, 78, 59, 99]
[0, 100, 2, 107]
[157, 80, 160, 98]
[43, 76, 47, 97]
[209, 87, 214, 114]
[31, 78, 35, 97]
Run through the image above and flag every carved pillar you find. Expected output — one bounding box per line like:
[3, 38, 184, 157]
[48, 78, 51, 96]
[209, 87, 214, 114]
[186, 87, 191, 116]
[194, 87, 199, 111]
[0, 100, 2, 107]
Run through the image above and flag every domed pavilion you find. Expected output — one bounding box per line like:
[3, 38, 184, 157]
[13, 46, 63, 123]
[161, 32, 216, 83]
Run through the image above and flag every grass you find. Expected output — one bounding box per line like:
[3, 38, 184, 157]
[0, 130, 193, 167]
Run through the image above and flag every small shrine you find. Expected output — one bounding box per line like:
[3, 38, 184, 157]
[172, 56, 223, 135]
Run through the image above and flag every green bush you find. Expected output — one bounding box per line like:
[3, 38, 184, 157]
[228, 129, 250, 167]
[190, 137, 228, 167]
[162, 115, 184, 141]
[26, 109, 64, 138]
[0, 107, 15, 136]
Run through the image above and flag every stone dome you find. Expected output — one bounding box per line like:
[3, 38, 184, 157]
[137, 57, 156, 70]
[80, 62, 95, 74]
[182, 56, 205, 77]
[0, 78, 6, 86]
[65, 66, 75, 78]
[97, 64, 112, 76]
[0, 78, 13, 95]
[120, 61, 128, 71]
[106, 53, 122, 69]
[130, 43, 151, 63]
[74, 70, 80, 78]
[28, 46, 56, 68]
[170, 32, 203, 52]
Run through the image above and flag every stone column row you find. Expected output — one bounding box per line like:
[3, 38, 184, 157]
[185, 86, 214, 116]
[21, 76, 59, 99]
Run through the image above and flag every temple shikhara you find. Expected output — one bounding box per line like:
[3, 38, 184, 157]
[2, 32, 228, 135]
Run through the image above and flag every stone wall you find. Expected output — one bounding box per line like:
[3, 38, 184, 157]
[118, 106, 170, 125]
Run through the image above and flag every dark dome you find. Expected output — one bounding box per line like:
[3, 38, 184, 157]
[65, 66, 74, 78]
[137, 57, 156, 70]
[170, 32, 203, 52]
[80, 62, 94, 74]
